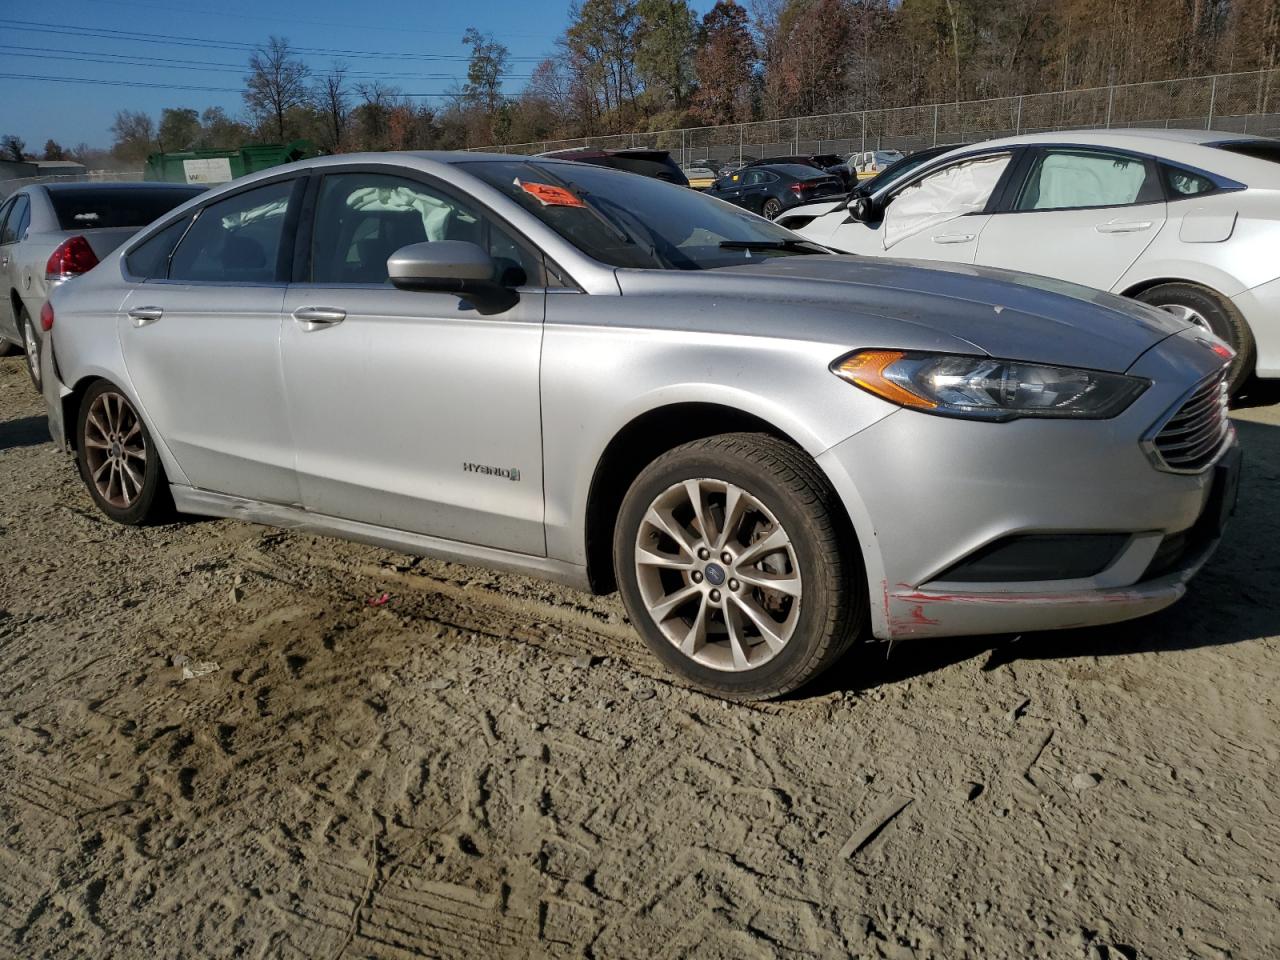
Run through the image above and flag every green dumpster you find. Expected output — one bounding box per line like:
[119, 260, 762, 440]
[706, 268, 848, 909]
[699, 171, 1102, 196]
[144, 140, 318, 185]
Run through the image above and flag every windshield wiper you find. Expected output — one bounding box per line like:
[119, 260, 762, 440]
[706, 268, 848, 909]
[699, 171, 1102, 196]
[719, 238, 829, 254]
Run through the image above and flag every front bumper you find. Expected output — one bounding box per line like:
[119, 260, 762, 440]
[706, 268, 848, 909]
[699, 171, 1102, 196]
[817, 332, 1238, 641]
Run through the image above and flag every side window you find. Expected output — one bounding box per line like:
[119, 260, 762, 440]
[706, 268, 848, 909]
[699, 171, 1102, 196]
[310, 172, 540, 286]
[0, 196, 27, 244]
[169, 179, 296, 283]
[1162, 164, 1216, 199]
[125, 217, 192, 280]
[1015, 150, 1158, 211]
[883, 154, 1012, 247]
[10, 196, 30, 242]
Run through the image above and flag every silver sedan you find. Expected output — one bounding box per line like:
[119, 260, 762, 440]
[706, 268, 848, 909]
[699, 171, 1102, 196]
[0, 181, 204, 389]
[40, 153, 1241, 699]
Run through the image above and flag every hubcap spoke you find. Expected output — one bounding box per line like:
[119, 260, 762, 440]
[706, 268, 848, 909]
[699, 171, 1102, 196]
[643, 506, 697, 558]
[635, 546, 695, 571]
[736, 526, 791, 567]
[723, 603, 753, 670]
[680, 597, 710, 657]
[683, 479, 712, 542]
[649, 583, 701, 622]
[735, 568, 803, 598]
[715, 484, 746, 550]
[730, 593, 788, 654]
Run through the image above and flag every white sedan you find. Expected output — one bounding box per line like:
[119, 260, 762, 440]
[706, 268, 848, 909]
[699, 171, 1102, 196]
[787, 130, 1280, 393]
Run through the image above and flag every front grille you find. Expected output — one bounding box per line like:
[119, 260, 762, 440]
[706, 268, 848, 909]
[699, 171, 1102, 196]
[1149, 371, 1230, 472]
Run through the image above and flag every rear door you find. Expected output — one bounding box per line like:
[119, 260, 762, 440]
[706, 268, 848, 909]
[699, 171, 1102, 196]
[280, 167, 547, 554]
[975, 147, 1167, 289]
[117, 176, 304, 504]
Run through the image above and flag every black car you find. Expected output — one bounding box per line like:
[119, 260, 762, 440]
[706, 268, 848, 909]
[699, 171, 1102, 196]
[706, 163, 846, 220]
[745, 153, 852, 189]
[536, 147, 689, 187]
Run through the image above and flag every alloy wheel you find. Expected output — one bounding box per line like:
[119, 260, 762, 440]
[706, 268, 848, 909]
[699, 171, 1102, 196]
[633, 478, 802, 672]
[22, 313, 40, 388]
[1160, 303, 1211, 331]
[83, 391, 147, 509]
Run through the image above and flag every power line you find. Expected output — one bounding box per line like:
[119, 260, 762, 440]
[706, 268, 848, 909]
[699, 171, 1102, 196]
[0, 19, 547, 62]
[0, 72, 464, 97]
[80, 0, 559, 42]
[0, 46, 536, 80]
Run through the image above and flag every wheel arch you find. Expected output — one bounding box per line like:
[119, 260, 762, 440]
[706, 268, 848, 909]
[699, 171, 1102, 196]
[582, 401, 860, 595]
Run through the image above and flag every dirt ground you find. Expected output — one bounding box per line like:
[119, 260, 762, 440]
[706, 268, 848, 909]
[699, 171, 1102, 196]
[0, 354, 1277, 960]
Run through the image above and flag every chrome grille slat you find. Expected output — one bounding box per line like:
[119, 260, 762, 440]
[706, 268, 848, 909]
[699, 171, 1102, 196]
[1149, 370, 1230, 473]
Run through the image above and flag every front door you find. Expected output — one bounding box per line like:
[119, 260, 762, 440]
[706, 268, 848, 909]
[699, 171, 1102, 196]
[975, 147, 1167, 289]
[828, 152, 1013, 263]
[281, 169, 547, 555]
[117, 177, 303, 504]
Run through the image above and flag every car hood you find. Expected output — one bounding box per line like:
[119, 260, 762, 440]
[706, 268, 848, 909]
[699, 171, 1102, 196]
[620, 255, 1190, 373]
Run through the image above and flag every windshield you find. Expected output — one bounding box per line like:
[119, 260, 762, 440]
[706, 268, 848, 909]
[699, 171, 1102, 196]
[460, 159, 829, 270]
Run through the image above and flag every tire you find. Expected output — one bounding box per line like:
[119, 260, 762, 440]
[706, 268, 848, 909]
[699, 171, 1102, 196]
[75, 380, 170, 525]
[1134, 282, 1255, 395]
[613, 433, 865, 700]
[19, 305, 41, 391]
[762, 198, 783, 220]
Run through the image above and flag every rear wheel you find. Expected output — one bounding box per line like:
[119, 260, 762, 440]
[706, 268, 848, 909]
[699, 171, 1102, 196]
[76, 380, 170, 525]
[614, 433, 864, 700]
[762, 198, 783, 220]
[1134, 282, 1254, 395]
[20, 305, 40, 391]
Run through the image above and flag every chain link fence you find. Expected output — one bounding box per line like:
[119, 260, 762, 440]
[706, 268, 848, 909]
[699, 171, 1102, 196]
[0, 169, 145, 200]
[472, 69, 1280, 167]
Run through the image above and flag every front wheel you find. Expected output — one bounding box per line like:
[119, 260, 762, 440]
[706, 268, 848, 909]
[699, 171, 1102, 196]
[613, 433, 865, 700]
[76, 380, 170, 525]
[1135, 283, 1254, 395]
[762, 198, 783, 220]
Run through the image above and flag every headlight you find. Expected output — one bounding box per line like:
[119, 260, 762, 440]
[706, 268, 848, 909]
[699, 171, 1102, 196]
[831, 350, 1149, 421]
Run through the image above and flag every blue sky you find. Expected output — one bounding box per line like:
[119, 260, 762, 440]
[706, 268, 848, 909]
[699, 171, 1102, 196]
[0, 0, 715, 152]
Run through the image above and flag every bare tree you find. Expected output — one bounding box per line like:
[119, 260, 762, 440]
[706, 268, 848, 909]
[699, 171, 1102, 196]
[244, 36, 311, 141]
[316, 64, 351, 151]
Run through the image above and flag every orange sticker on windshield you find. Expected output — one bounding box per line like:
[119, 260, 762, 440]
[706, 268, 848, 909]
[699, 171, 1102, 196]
[519, 181, 585, 207]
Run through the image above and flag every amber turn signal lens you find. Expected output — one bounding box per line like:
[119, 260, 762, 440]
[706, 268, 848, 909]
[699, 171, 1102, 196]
[832, 350, 938, 409]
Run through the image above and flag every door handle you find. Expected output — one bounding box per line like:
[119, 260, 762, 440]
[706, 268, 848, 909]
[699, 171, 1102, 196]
[931, 233, 975, 244]
[292, 306, 346, 328]
[1095, 220, 1153, 234]
[0, 256, 9, 267]
[127, 306, 163, 327]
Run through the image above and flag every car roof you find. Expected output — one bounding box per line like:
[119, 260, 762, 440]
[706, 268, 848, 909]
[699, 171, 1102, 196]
[927, 128, 1280, 188]
[41, 181, 203, 193]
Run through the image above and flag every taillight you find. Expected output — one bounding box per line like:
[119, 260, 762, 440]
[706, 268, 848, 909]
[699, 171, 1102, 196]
[46, 236, 99, 283]
[789, 183, 806, 195]
[40, 301, 54, 332]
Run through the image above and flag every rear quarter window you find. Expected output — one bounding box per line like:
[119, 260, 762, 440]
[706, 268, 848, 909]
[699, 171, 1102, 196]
[48, 187, 203, 231]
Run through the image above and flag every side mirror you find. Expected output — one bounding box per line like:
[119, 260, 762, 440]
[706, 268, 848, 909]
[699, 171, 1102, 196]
[387, 240, 497, 293]
[846, 195, 875, 222]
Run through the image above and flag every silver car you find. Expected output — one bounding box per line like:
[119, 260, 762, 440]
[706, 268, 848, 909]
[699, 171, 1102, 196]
[40, 153, 1241, 699]
[0, 181, 204, 389]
